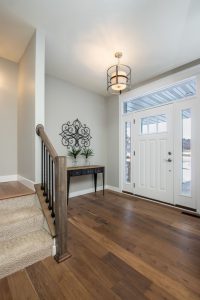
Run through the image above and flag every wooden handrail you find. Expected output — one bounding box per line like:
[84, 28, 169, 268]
[36, 124, 70, 262]
[36, 124, 57, 161]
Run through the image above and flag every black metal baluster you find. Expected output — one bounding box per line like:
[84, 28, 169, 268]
[46, 150, 49, 203]
[51, 160, 55, 218]
[48, 155, 52, 210]
[41, 141, 44, 190]
[43, 146, 46, 196]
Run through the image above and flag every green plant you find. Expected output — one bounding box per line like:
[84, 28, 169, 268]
[81, 148, 94, 159]
[68, 147, 81, 159]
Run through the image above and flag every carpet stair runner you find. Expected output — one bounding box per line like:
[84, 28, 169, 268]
[0, 193, 53, 279]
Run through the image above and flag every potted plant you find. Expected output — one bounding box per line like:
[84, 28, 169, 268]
[81, 148, 94, 165]
[68, 147, 81, 166]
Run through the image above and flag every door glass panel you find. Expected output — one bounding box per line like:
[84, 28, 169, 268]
[141, 114, 167, 134]
[149, 116, 157, 134]
[181, 109, 191, 196]
[125, 122, 131, 183]
[157, 114, 167, 132]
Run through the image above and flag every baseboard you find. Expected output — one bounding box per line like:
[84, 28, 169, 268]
[0, 175, 18, 182]
[106, 185, 121, 193]
[69, 186, 104, 198]
[69, 185, 121, 198]
[17, 175, 35, 190]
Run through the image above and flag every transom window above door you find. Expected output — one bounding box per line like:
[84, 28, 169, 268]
[123, 78, 196, 114]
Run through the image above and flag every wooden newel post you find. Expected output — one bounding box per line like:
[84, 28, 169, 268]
[54, 156, 71, 262]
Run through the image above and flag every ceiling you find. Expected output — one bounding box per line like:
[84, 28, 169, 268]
[0, 0, 200, 96]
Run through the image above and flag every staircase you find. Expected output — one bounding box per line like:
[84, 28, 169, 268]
[0, 193, 53, 279]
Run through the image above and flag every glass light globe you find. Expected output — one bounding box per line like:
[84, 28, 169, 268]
[111, 70, 127, 91]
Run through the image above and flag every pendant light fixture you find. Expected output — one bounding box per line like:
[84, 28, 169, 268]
[107, 52, 131, 94]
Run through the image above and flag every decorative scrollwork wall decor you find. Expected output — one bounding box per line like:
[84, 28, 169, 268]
[59, 119, 92, 149]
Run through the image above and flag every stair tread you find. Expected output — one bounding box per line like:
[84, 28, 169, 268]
[0, 194, 35, 210]
[0, 181, 35, 201]
[0, 206, 42, 226]
[0, 230, 52, 264]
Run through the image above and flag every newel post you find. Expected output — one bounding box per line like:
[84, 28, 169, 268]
[54, 156, 71, 262]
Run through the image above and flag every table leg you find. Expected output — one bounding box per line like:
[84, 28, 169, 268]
[67, 173, 70, 205]
[94, 173, 97, 193]
[102, 170, 105, 195]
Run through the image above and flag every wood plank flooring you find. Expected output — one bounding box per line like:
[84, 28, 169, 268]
[0, 190, 200, 299]
[0, 181, 35, 200]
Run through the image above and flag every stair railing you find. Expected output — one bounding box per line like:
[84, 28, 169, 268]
[36, 124, 70, 262]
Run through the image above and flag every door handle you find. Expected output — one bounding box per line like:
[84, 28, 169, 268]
[166, 158, 172, 162]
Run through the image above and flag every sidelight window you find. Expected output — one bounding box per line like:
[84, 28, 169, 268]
[125, 122, 131, 183]
[181, 108, 191, 196]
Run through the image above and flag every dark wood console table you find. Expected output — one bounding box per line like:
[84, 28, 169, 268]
[66, 165, 105, 203]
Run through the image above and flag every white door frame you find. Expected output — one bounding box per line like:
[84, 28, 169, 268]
[119, 65, 200, 213]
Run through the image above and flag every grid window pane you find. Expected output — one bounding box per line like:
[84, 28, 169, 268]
[182, 108, 191, 196]
[141, 114, 167, 135]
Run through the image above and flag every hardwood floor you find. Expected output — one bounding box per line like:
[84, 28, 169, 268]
[0, 190, 200, 299]
[0, 181, 34, 200]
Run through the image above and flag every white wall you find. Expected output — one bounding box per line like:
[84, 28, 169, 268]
[18, 33, 36, 182]
[45, 75, 107, 193]
[106, 95, 119, 188]
[35, 31, 45, 183]
[0, 58, 18, 179]
[18, 31, 45, 184]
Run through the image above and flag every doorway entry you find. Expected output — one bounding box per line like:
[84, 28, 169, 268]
[122, 78, 199, 210]
[133, 104, 173, 204]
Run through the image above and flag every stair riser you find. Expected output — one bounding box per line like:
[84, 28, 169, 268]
[0, 246, 52, 279]
[0, 195, 36, 210]
[0, 214, 44, 242]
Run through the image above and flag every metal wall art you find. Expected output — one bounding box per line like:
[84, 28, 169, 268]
[59, 119, 92, 149]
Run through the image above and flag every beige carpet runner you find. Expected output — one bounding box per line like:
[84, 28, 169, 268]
[0, 193, 52, 279]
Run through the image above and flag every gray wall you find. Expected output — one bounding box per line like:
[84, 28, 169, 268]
[45, 75, 107, 193]
[0, 58, 18, 177]
[106, 95, 119, 188]
[18, 33, 36, 182]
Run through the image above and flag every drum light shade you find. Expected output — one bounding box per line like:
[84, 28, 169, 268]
[107, 52, 131, 94]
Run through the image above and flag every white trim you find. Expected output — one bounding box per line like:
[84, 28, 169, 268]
[0, 174, 35, 190]
[69, 185, 121, 198]
[17, 175, 35, 190]
[0, 175, 18, 182]
[69, 186, 104, 198]
[106, 185, 121, 193]
[130, 193, 198, 213]
[119, 97, 123, 192]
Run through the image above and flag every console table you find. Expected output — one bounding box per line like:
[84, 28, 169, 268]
[66, 165, 105, 203]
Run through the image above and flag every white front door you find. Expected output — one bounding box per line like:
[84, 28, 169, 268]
[133, 105, 174, 203]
